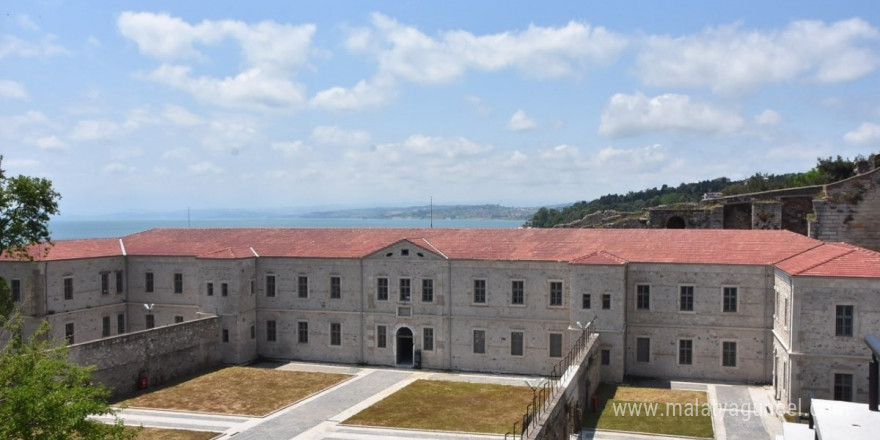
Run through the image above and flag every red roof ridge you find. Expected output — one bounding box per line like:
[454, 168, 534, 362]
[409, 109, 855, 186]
[571, 250, 628, 265]
[775, 242, 856, 275]
[419, 238, 448, 259]
[773, 242, 827, 265]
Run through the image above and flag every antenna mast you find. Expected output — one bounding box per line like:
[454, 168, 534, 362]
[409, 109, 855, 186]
[430, 196, 433, 228]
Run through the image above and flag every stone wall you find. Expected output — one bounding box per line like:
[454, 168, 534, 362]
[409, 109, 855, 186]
[526, 332, 600, 440]
[67, 316, 221, 396]
[811, 167, 880, 251]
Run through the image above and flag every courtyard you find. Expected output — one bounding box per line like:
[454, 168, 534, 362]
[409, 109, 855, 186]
[96, 361, 784, 440]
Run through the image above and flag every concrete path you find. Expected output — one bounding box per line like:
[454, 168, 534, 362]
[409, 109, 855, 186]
[92, 408, 254, 433]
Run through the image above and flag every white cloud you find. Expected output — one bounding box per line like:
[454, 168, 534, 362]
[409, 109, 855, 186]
[310, 125, 371, 147]
[162, 148, 192, 160]
[310, 78, 395, 112]
[465, 96, 492, 118]
[0, 79, 27, 99]
[200, 118, 260, 153]
[103, 162, 135, 174]
[0, 111, 51, 140]
[16, 15, 40, 31]
[69, 119, 120, 141]
[118, 12, 315, 111]
[599, 92, 744, 138]
[0, 34, 70, 59]
[507, 110, 536, 131]
[163, 104, 203, 126]
[32, 136, 67, 151]
[754, 109, 782, 126]
[398, 135, 492, 157]
[271, 140, 311, 157]
[4, 158, 39, 168]
[188, 161, 224, 174]
[637, 18, 880, 94]
[319, 14, 627, 111]
[844, 122, 880, 145]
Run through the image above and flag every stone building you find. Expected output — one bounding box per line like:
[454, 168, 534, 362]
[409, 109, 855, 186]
[1, 228, 878, 409]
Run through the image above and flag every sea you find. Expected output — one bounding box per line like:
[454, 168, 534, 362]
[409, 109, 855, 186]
[49, 218, 526, 240]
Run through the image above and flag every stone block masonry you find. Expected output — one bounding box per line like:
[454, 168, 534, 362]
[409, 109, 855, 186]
[68, 316, 221, 396]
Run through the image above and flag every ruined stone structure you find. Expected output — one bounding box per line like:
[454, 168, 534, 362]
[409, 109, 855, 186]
[565, 165, 880, 252]
[1, 228, 877, 410]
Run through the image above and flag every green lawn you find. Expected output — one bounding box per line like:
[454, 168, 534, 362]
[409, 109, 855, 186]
[343, 380, 534, 434]
[583, 384, 714, 438]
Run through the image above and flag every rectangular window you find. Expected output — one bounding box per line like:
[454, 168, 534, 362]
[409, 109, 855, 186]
[207, 282, 214, 296]
[473, 279, 486, 304]
[330, 276, 341, 299]
[63, 277, 73, 300]
[221, 283, 228, 297]
[222, 329, 229, 343]
[101, 272, 109, 295]
[115, 270, 123, 293]
[834, 373, 854, 401]
[298, 321, 308, 343]
[399, 278, 411, 302]
[174, 315, 184, 323]
[145, 272, 154, 293]
[102, 316, 111, 337]
[511, 280, 524, 305]
[473, 329, 486, 354]
[722, 341, 737, 367]
[582, 293, 591, 309]
[65, 323, 74, 344]
[330, 323, 342, 346]
[250, 325, 255, 339]
[250, 280, 255, 295]
[377, 277, 389, 301]
[145, 314, 155, 329]
[297, 276, 308, 298]
[173, 273, 183, 294]
[835, 305, 854, 337]
[601, 349, 610, 365]
[377, 325, 387, 348]
[679, 339, 693, 365]
[723, 287, 738, 313]
[510, 331, 524, 356]
[266, 320, 276, 342]
[602, 294, 611, 310]
[636, 337, 650, 363]
[422, 279, 434, 302]
[550, 281, 563, 306]
[549, 333, 563, 358]
[266, 275, 276, 297]
[680, 286, 694, 312]
[636, 285, 650, 310]
[423, 327, 434, 351]
[11, 279, 21, 302]
[117, 313, 125, 334]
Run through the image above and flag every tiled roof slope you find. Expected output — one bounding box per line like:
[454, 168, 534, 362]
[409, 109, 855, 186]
[0, 238, 122, 261]
[775, 242, 880, 278]
[120, 228, 823, 265]
[16, 228, 874, 276]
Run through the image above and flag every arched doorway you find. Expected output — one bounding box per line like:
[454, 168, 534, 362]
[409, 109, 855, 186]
[666, 216, 686, 229]
[396, 327, 413, 365]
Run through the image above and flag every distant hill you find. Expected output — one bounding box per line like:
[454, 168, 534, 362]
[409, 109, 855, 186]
[300, 204, 537, 220]
[526, 154, 876, 228]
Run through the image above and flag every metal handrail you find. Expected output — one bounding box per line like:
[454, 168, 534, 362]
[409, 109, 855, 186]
[505, 320, 594, 439]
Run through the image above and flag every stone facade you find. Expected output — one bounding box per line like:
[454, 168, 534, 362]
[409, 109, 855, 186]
[811, 167, 880, 251]
[1, 228, 877, 410]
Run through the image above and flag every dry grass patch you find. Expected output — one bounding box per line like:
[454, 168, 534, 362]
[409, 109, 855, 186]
[343, 380, 533, 434]
[133, 427, 217, 440]
[583, 384, 714, 439]
[122, 367, 350, 416]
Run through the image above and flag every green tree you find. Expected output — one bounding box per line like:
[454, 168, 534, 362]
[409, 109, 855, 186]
[0, 156, 135, 439]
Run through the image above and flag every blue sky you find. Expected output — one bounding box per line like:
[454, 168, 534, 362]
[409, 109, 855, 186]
[2, 1, 879, 216]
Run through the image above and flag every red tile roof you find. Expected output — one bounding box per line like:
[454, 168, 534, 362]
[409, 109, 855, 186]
[775, 242, 880, 278]
[9, 228, 876, 278]
[1, 238, 122, 261]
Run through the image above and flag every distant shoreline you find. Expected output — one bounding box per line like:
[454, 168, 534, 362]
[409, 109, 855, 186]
[49, 217, 525, 240]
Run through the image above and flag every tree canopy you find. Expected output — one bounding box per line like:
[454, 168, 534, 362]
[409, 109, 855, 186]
[0, 157, 134, 439]
[0, 155, 61, 259]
